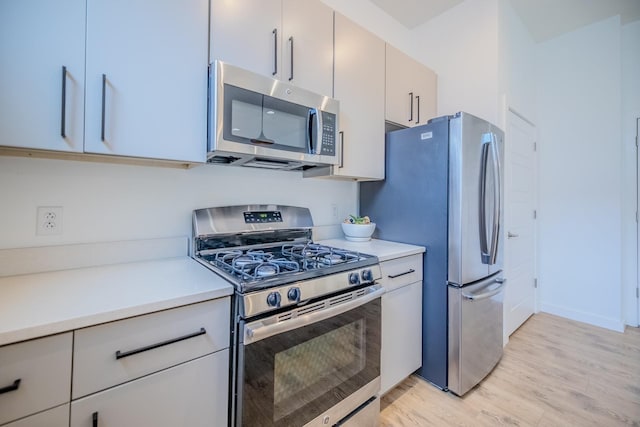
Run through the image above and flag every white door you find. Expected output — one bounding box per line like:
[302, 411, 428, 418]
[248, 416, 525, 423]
[504, 110, 537, 337]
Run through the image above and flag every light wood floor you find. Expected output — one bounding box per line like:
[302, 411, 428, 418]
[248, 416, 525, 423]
[379, 313, 640, 426]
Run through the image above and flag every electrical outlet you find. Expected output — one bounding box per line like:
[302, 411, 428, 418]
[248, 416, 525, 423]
[37, 206, 63, 236]
[331, 204, 339, 220]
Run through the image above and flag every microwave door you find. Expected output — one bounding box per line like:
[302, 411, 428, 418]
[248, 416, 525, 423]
[225, 84, 269, 144]
[262, 95, 310, 153]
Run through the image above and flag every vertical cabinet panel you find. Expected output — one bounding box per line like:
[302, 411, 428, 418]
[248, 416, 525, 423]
[281, 0, 334, 97]
[381, 281, 422, 395]
[84, 0, 208, 162]
[385, 44, 437, 128]
[0, 0, 85, 152]
[210, 0, 282, 78]
[333, 13, 385, 180]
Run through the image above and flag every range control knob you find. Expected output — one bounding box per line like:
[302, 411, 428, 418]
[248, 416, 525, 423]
[348, 272, 360, 286]
[361, 269, 374, 283]
[266, 292, 282, 308]
[287, 287, 301, 302]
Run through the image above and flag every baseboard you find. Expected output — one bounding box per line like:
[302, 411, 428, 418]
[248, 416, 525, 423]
[540, 302, 625, 332]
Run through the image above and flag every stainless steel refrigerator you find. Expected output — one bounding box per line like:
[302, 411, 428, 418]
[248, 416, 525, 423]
[360, 111, 505, 396]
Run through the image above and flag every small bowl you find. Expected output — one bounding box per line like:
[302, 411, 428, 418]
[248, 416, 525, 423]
[341, 222, 376, 242]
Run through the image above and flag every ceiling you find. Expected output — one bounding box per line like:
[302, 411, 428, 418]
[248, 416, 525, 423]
[369, 0, 640, 41]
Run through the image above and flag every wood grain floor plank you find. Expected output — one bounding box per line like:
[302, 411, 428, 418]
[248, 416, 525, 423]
[380, 313, 640, 426]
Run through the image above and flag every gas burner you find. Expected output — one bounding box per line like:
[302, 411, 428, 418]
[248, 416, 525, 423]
[255, 264, 278, 277]
[322, 253, 345, 265]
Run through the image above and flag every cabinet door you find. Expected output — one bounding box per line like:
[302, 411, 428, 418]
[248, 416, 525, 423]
[333, 13, 385, 180]
[411, 62, 437, 126]
[281, 0, 333, 97]
[0, 333, 72, 425]
[385, 44, 438, 128]
[0, 0, 85, 152]
[84, 0, 208, 162]
[70, 351, 229, 427]
[381, 281, 422, 395]
[210, 0, 282, 79]
[385, 44, 416, 128]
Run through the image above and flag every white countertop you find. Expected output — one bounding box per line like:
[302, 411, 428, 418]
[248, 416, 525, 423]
[317, 238, 425, 262]
[0, 257, 233, 347]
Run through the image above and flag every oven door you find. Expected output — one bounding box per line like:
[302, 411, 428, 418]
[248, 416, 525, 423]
[237, 286, 383, 427]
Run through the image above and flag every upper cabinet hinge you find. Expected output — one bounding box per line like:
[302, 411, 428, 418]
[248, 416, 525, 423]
[533, 141, 537, 151]
[533, 210, 537, 219]
[534, 278, 538, 289]
[636, 287, 639, 298]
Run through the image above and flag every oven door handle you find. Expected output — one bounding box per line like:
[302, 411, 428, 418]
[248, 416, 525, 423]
[244, 285, 385, 345]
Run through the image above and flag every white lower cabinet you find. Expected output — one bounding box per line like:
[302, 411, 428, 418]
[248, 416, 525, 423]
[70, 350, 228, 427]
[379, 254, 423, 395]
[0, 333, 72, 426]
[2, 404, 69, 427]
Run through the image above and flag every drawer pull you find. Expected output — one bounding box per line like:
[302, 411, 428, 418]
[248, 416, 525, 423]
[0, 378, 21, 395]
[115, 327, 207, 360]
[387, 269, 416, 279]
[92, 411, 98, 427]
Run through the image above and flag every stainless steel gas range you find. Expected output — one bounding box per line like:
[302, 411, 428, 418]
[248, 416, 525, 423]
[192, 205, 383, 427]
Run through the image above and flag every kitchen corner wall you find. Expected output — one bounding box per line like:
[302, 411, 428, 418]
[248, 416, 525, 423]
[0, 156, 357, 250]
[536, 16, 625, 331]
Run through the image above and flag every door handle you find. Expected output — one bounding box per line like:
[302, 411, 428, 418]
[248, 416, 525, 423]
[507, 231, 519, 238]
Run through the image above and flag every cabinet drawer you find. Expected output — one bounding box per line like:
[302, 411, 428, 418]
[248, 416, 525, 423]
[70, 351, 229, 427]
[379, 254, 423, 292]
[0, 333, 72, 425]
[72, 298, 230, 399]
[2, 404, 69, 427]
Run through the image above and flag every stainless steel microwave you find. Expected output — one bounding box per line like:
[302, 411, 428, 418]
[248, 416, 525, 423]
[208, 61, 340, 170]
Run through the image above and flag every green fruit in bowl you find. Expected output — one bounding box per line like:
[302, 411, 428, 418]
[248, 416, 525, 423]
[344, 214, 371, 224]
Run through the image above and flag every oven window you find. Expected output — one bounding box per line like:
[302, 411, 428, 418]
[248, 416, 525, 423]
[240, 298, 381, 427]
[273, 320, 365, 420]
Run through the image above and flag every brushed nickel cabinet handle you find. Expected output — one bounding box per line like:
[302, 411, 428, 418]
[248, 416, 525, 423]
[272, 28, 278, 76]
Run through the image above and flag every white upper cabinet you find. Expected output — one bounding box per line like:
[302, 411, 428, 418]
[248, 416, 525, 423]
[331, 13, 385, 180]
[0, 0, 85, 152]
[210, 0, 333, 96]
[385, 44, 437, 128]
[84, 0, 208, 162]
[281, 0, 334, 96]
[210, 0, 281, 78]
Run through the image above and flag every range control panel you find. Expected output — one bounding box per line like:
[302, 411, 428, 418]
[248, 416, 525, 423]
[243, 211, 283, 224]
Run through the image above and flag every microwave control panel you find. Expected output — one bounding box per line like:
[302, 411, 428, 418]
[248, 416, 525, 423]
[320, 112, 337, 156]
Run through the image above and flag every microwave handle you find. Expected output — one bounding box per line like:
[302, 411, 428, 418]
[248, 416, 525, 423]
[307, 108, 322, 155]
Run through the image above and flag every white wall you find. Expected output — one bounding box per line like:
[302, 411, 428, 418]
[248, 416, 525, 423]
[498, 0, 537, 124]
[536, 16, 623, 331]
[410, 0, 500, 125]
[621, 20, 640, 327]
[0, 157, 357, 249]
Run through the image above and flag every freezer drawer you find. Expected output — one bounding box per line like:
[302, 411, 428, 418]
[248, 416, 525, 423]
[448, 273, 505, 396]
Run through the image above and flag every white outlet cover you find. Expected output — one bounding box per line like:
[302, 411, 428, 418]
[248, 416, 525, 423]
[37, 206, 63, 236]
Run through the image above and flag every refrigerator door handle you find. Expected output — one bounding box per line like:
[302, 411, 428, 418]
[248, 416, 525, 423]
[488, 132, 501, 265]
[479, 137, 491, 263]
[461, 279, 506, 301]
